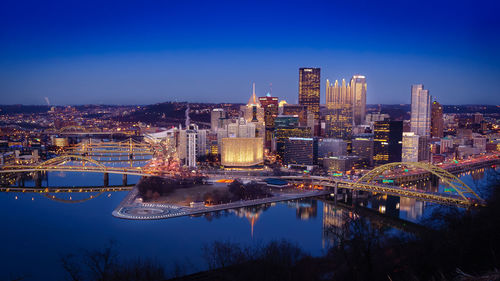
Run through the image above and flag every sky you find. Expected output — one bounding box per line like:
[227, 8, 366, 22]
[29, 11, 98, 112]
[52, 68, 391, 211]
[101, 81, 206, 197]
[1, 0, 499, 105]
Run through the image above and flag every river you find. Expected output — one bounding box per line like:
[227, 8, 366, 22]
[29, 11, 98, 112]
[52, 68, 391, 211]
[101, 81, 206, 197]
[0, 164, 497, 280]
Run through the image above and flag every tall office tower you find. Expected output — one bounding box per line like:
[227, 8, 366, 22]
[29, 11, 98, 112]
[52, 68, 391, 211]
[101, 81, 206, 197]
[211, 108, 226, 132]
[259, 94, 279, 150]
[411, 84, 432, 137]
[350, 75, 367, 125]
[431, 101, 443, 138]
[373, 121, 403, 165]
[283, 104, 308, 126]
[402, 132, 419, 162]
[298, 67, 321, 127]
[325, 79, 353, 139]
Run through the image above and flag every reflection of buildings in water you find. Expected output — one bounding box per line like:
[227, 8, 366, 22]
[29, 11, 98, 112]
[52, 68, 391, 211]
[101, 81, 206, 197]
[230, 203, 273, 237]
[285, 199, 318, 220]
[370, 194, 400, 218]
[322, 203, 351, 249]
[398, 197, 425, 221]
[470, 168, 485, 182]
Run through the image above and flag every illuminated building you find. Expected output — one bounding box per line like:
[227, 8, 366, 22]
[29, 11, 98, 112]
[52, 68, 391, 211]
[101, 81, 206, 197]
[431, 101, 443, 138]
[240, 83, 264, 125]
[221, 137, 264, 167]
[274, 115, 312, 158]
[440, 137, 454, 154]
[402, 132, 419, 162]
[283, 137, 318, 166]
[323, 156, 357, 172]
[473, 137, 486, 153]
[207, 132, 218, 155]
[411, 84, 431, 137]
[178, 124, 207, 167]
[259, 94, 279, 150]
[318, 138, 347, 160]
[53, 137, 69, 147]
[350, 75, 367, 125]
[217, 118, 256, 153]
[211, 108, 226, 132]
[373, 121, 403, 165]
[325, 79, 353, 139]
[418, 136, 430, 162]
[282, 104, 307, 126]
[298, 67, 320, 134]
[352, 135, 374, 167]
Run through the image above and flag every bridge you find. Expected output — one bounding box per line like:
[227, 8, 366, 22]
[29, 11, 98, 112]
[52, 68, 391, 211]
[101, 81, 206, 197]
[64, 138, 154, 156]
[0, 155, 157, 189]
[1, 185, 133, 203]
[45, 125, 138, 136]
[281, 162, 485, 208]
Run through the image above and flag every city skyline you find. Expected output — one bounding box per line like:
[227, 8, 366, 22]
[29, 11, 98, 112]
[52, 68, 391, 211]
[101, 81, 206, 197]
[1, 0, 499, 105]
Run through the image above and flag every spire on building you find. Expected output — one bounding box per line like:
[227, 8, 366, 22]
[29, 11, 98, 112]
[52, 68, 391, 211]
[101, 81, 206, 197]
[247, 82, 261, 107]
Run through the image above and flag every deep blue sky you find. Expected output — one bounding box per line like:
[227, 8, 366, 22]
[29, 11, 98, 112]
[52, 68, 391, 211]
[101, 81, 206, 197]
[1, 0, 499, 105]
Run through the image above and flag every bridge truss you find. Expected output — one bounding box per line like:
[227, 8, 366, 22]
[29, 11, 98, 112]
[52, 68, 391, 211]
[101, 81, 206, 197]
[356, 162, 483, 202]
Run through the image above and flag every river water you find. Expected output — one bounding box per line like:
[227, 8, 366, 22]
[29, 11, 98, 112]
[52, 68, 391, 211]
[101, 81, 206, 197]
[0, 164, 497, 281]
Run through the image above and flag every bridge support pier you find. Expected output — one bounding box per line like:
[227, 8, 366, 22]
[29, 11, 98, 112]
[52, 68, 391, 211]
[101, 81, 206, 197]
[334, 182, 338, 204]
[103, 173, 109, 187]
[34, 172, 42, 188]
[122, 174, 127, 186]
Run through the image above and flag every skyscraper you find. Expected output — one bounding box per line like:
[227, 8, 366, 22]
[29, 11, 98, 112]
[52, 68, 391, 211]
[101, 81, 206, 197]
[350, 75, 367, 125]
[211, 108, 226, 132]
[325, 79, 353, 139]
[259, 94, 279, 150]
[410, 84, 431, 137]
[431, 100, 444, 138]
[373, 121, 403, 165]
[298, 67, 321, 121]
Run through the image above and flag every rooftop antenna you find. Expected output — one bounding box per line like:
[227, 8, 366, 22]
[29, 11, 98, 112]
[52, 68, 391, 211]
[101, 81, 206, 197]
[270, 82, 272, 96]
[252, 82, 255, 96]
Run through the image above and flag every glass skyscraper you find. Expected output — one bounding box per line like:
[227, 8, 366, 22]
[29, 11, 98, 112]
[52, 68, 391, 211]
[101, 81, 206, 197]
[350, 75, 367, 125]
[298, 68, 321, 120]
[325, 79, 353, 139]
[410, 84, 431, 137]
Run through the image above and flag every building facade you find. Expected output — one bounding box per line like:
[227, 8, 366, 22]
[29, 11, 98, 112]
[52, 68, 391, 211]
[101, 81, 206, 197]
[431, 101, 444, 138]
[410, 84, 431, 137]
[283, 137, 318, 166]
[221, 137, 264, 167]
[373, 121, 403, 165]
[298, 67, 321, 122]
[402, 132, 419, 162]
[325, 79, 353, 139]
[259, 94, 279, 150]
[350, 75, 367, 125]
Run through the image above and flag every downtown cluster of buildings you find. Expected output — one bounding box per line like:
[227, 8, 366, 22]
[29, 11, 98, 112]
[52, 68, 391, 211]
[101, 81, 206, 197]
[149, 68, 498, 173]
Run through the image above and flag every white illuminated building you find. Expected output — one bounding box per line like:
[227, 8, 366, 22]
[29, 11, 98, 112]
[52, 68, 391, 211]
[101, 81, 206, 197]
[402, 132, 419, 162]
